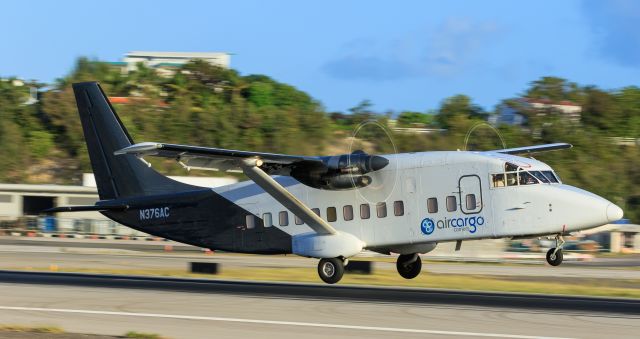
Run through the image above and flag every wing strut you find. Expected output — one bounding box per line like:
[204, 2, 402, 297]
[240, 159, 337, 235]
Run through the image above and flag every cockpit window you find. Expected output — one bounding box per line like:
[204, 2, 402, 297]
[530, 171, 550, 183]
[491, 165, 561, 188]
[492, 173, 506, 187]
[505, 162, 518, 172]
[519, 171, 538, 185]
[542, 170, 559, 183]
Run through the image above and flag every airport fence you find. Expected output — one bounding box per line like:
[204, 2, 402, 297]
[0, 216, 150, 238]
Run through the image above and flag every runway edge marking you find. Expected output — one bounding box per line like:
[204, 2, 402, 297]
[0, 305, 574, 339]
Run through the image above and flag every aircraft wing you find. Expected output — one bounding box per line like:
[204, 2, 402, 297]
[489, 143, 572, 155]
[115, 142, 338, 235]
[115, 142, 323, 174]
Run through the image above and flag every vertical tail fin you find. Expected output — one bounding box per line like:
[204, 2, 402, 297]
[73, 82, 197, 199]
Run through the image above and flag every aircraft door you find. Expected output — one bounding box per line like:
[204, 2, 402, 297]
[403, 173, 417, 233]
[459, 175, 483, 214]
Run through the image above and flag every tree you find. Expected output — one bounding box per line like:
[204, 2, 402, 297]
[525, 76, 581, 102]
[435, 95, 485, 129]
[397, 111, 433, 127]
[580, 86, 618, 132]
[613, 87, 640, 138]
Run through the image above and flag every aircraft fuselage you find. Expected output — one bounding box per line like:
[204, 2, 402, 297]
[102, 150, 621, 256]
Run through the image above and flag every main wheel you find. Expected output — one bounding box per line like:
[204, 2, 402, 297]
[546, 248, 563, 266]
[318, 258, 345, 284]
[396, 254, 422, 279]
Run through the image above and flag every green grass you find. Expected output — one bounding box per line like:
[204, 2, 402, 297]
[0, 326, 168, 338]
[124, 331, 167, 339]
[16, 266, 640, 299]
[0, 325, 64, 333]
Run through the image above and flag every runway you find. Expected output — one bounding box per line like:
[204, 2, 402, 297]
[0, 271, 638, 338]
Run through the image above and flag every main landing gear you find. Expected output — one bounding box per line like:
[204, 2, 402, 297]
[546, 235, 565, 266]
[396, 253, 422, 279]
[317, 257, 346, 284]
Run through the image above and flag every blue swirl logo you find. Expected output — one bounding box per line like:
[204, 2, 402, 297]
[420, 218, 435, 235]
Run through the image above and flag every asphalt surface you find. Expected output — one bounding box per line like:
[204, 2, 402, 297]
[0, 270, 638, 339]
[0, 239, 639, 338]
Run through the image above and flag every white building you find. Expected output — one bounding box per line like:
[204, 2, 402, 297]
[0, 174, 237, 235]
[490, 98, 582, 126]
[387, 119, 446, 135]
[122, 51, 231, 74]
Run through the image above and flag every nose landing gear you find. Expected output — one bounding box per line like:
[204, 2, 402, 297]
[396, 253, 422, 279]
[546, 235, 565, 266]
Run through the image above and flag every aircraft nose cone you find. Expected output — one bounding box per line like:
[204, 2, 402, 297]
[606, 203, 624, 222]
[369, 156, 389, 171]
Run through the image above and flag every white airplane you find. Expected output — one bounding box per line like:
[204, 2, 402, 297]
[48, 82, 624, 284]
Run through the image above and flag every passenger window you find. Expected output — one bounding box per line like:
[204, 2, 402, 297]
[295, 215, 303, 225]
[327, 207, 337, 222]
[279, 211, 288, 226]
[343, 205, 354, 221]
[492, 173, 505, 187]
[466, 194, 476, 210]
[506, 173, 518, 186]
[311, 208, 320, 217]
[446, 196, 457, 212]
[360, 204, 370, 219]
[376, 202, 387, 218]
[427, 198, 438, 213]
[246, 215, 256, 229]
[394, 201, 404, 216]
[263, 213, 272, 227]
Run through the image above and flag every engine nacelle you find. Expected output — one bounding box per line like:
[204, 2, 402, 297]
[290, 151, 388, 190]
[291, 171, 372, 190]
[323, 152, 389, 173]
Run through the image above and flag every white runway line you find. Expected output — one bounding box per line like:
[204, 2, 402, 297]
[0, 305, 573, 339]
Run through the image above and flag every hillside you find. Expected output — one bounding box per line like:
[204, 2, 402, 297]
[0, 58, 639, 221]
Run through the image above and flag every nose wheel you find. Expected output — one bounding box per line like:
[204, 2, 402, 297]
[317, 257, 345, 284]
[396, 253, 422, 279]
[546, 235, 565, 266]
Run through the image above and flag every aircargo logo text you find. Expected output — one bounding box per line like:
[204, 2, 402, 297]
[421, 215, 485, 235]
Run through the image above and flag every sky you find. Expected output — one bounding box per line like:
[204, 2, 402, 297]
[1, 0, 640, 113]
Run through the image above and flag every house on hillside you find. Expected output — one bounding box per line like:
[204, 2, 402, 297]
[0, 78, 38, 105]
[489, 98, 582, 126]
[109, 51, 231, 77]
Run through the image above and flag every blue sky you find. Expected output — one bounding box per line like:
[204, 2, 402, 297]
[1, 0, 639, 113]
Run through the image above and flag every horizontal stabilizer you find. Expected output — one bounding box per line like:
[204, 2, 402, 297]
[43, 204, 129, 213]
[490, 143, 572, 155]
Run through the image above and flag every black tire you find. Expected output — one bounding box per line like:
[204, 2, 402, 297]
[318, 258, 344, 284]
[396, 254, 422, 279]
[546, 248, 563, 266]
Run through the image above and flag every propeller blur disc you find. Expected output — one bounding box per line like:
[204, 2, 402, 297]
[348, 120, 399, 205]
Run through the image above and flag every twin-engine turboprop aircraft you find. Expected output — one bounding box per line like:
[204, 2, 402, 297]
[47, 82, 624, 284]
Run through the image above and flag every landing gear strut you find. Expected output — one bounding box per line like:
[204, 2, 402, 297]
[396, 253, 422, 279]
[317, 257, 345, 284]
[546, 235, 565, 266]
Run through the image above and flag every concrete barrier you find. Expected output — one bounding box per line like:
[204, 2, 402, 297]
[345, 260, 373, 274]
[190, 262, 219, 275]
